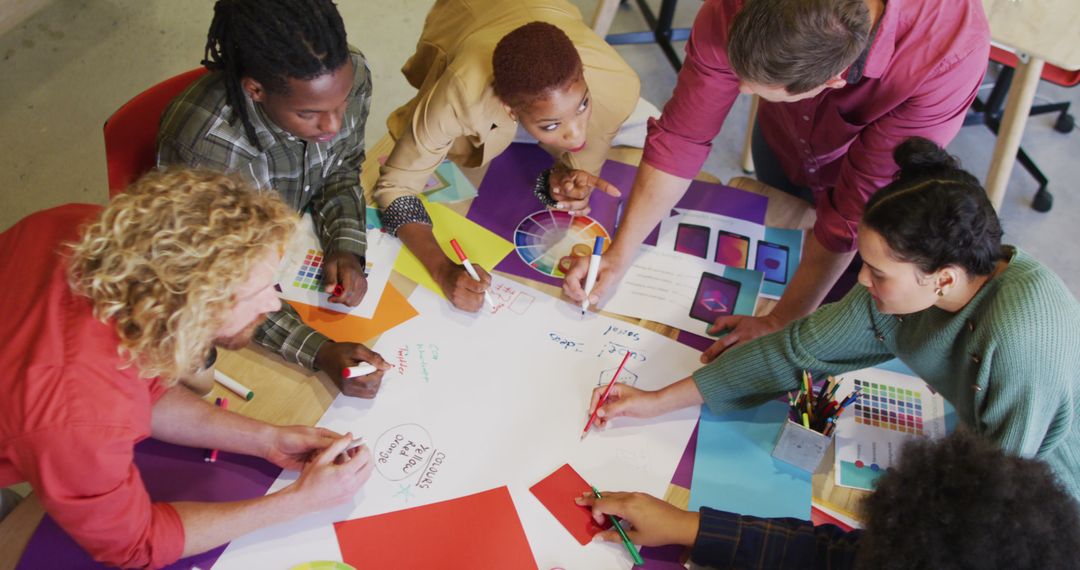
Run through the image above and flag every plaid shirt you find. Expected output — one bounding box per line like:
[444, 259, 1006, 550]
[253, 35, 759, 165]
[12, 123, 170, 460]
[691, 508, 861, 569]
[157, 50, 371, 370]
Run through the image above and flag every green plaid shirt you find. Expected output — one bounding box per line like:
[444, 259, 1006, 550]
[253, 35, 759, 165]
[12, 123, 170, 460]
[157, 50, 371, 370]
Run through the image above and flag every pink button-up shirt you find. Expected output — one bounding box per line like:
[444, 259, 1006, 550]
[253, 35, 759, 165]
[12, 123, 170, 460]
[642, 0, 990, 252]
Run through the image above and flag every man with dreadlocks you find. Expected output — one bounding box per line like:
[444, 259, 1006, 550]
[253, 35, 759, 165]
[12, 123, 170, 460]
[375, 0, 640, 312]
[158, 0, 389, 397]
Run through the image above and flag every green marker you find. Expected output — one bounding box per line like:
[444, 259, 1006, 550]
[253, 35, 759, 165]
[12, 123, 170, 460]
[591, 486, 644, 566]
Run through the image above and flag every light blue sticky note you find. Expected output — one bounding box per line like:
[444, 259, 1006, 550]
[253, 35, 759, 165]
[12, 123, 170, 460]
[423, 161, 478, 204]
[689, 400, 812, 519]
[365, 206, 382, 231]
[759, 227, 804, 298]
[721, 266, 765, 316]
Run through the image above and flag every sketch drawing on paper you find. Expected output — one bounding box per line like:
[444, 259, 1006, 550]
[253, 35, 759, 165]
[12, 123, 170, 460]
[597, 365, 639, 388]
[489, 282, 536, 316]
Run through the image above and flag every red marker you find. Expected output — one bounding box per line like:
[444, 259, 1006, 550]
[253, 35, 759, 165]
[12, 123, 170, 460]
[205, 397, 228, 463]
[581, 351, 633, 439]
[331, 283, 344, 297]
[449, 239, 495, 309]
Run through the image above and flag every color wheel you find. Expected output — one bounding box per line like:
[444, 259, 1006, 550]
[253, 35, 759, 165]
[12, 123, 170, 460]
[513, 210, 609, 278]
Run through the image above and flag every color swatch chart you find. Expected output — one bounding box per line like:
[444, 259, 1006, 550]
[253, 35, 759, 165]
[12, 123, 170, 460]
[851, 378, 924, 435]
[293, 249, 325, 291]
[513, 210, 609, 278]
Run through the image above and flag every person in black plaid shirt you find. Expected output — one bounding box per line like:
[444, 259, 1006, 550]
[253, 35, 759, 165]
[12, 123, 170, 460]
[578, 430, 1080, 569]
[158, 0, 388, 397]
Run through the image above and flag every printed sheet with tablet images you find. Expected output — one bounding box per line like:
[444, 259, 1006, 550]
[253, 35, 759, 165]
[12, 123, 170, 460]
[212, 275, 700, 569]
[603, 244, 763, 337]
[833, 366, 948, 491]
[656, 208, 802, 299]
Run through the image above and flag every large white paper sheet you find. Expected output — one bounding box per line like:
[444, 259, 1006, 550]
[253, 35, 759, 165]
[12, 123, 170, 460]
[215, 275, 701, 569]
[833, 367, 947, 491]
[277, 213, 401, 319]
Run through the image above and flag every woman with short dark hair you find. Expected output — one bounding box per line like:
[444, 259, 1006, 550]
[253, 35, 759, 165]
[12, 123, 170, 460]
[374, 0, 640, 313]
[589, 137, 1080, 502]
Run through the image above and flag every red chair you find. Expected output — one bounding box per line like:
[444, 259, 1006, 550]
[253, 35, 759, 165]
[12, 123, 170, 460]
[103, 67, 209, 197]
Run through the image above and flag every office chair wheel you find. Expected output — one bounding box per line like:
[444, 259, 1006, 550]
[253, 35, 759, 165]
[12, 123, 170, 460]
[1054, 113, 1075, 134]
[1032, 187, 1054, 212]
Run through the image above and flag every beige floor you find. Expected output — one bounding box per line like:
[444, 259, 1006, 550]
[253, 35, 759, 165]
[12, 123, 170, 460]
[0, 0, 1077, 281]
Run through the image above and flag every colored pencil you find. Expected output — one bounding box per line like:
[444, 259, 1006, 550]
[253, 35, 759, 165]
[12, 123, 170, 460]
[581, 351, 633, 439]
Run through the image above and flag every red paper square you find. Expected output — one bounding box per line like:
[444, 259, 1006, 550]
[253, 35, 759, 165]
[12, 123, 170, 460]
[529, 464, 612, 545]
[334, 487, 537, 569]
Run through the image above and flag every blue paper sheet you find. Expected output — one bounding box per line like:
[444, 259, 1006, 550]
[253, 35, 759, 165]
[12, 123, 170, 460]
[689, 400, 812, 519]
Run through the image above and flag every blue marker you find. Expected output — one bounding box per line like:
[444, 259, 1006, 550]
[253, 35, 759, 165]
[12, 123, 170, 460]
[581, 236, 605, 316]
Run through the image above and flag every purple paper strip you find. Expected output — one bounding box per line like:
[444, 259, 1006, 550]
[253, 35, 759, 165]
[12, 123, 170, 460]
[469, 143, 768, 286]
[17, 438, 280, 570]
[671, 422, 699, 489]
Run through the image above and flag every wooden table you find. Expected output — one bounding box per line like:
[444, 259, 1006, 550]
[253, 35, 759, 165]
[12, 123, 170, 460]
[0, 137, 865, 569]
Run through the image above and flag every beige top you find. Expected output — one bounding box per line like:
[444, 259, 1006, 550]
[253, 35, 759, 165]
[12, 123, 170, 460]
[373, 0, 641, 209]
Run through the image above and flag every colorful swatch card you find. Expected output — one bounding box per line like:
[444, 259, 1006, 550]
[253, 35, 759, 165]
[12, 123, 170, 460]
[529, 464, 611, 545]
[333, 487, 537, 569]
[834, 365, 949, 491]
[277, 213, 401, 319]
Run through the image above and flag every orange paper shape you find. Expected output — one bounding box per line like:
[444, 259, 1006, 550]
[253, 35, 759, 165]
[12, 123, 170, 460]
[334, 487, 537, 569]
[285, 282, 417, 344]
[529, 464, 611, 545]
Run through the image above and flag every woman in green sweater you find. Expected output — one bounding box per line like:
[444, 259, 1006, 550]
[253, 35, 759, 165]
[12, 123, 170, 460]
[589, 137, 1080, 500]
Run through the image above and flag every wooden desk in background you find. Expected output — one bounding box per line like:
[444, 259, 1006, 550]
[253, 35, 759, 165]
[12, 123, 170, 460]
[0, 137, 865, 569]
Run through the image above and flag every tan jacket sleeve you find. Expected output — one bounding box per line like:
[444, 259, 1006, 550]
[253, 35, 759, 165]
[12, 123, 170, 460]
[373, 74, 469, 209]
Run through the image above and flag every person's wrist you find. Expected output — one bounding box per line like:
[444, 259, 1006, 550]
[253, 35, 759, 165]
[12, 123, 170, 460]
[679, 511, 702, 547]
[314, 341, 336, 372]
[254, 423, 280, 461]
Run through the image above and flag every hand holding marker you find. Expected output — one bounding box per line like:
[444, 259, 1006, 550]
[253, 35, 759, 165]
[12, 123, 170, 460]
[580, 236, 605, 317]
[450, 238, 495, 309]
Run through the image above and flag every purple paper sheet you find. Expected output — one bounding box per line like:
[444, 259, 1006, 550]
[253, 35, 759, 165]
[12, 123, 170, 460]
[469, 143, 768, 286]
[639, 422, 699, 568]
[17, 438, 281, 570]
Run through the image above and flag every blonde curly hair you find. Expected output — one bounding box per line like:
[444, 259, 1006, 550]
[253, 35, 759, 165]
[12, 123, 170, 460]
[68, 168, 297, 383]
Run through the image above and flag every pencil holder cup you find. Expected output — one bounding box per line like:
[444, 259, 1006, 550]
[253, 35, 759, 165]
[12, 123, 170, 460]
[772, 419, 833, 472]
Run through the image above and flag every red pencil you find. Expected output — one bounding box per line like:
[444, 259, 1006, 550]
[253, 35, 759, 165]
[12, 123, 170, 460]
[581, 351, 633, 439]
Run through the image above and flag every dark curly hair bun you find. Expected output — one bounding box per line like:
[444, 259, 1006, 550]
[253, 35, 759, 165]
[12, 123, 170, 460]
[863, 137, 1004, 276]
[893, 137, 959, 179]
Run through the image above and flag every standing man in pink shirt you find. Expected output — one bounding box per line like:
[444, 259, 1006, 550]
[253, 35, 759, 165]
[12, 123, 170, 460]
[565, 0, 989, 360]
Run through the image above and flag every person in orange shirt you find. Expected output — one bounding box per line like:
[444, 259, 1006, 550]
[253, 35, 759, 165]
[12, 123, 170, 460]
[0, 170, 373, 568]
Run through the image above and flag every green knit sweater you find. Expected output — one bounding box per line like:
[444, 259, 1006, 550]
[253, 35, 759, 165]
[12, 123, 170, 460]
[693, 247, 1080, 500]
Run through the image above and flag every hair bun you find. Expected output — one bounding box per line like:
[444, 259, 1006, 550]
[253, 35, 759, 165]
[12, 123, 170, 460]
[893, 137, 959, 178]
